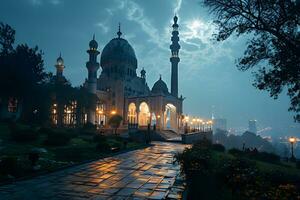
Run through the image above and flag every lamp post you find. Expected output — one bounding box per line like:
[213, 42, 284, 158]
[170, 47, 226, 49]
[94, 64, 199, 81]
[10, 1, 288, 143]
[289, 137, 296, 162]
[184, 115, 189, 133]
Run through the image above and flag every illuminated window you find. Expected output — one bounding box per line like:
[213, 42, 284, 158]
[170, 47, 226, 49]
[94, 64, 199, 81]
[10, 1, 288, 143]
[63, 101, 77, 126]
[96, 102, 106, 126]
[51, 103, 58, 125]
[8, 97, 18, 113]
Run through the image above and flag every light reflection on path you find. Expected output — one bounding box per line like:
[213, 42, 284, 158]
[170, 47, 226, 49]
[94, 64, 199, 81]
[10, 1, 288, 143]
[0, 142, 186, 200]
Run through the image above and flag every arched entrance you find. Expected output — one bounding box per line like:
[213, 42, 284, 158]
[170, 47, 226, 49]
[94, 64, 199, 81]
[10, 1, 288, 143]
[128, 103, 137, 124]
[164, 104, 177, 131]
[138, 102, 150, 126]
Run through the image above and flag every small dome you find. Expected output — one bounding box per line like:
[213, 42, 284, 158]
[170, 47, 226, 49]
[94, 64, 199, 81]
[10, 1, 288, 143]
[100, 37, 137, 69]
[89, 34, 98, 49]
[152, 76, 169, 95]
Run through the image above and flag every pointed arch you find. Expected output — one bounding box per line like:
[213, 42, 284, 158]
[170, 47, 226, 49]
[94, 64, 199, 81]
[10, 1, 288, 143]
[138, 102, 150, 126]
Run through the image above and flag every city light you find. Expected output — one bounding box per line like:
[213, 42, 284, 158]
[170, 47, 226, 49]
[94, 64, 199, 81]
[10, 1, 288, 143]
[289, 137, 296, 144]
[111, 110, 116, 115]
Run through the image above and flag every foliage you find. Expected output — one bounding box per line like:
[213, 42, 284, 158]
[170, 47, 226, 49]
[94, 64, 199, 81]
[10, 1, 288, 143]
[28, 151, 39, 167]
[53, 146, 98, 162]
[176, 141, 300, 199]
[228, 147, 281, 164]
[44, 129, 73, 146]
[212, 143, 225, 152]
[204, 0, 300, 121]
[108, 115, 123, 135]
[0, 23, 15, 54]
[248, 151, 280, 164]
[0, 22, 50, 124]
[175, 141, 212, 184]
[79, 122, 97, 135]
[0, 156, 18, 175]
[296, 160, 300, 169]
[228, 148, 244, 156]
[93, 134, 107, 143]
[9, 124, 39, 142]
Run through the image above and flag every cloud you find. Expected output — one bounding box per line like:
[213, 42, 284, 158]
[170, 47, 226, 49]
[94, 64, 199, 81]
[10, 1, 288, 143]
[29, 0, 42, 6]
[115, 0, 169, 49]
[173, 0, 182, 14]
[95, 22, 109, 33]
[28, 0, 62, 6]
[49, 0, 62, 5]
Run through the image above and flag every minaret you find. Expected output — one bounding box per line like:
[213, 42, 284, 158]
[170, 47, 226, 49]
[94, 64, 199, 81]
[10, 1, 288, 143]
[55, 53, 65, 78]
[86, 34, 100, 124]
[170, 15, 180, 98]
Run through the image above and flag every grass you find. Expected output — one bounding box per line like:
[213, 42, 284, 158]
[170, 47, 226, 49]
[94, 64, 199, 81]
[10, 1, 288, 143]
[0, 122, 146, 184]
[176, 142, 300, 200]
[212, 150, 300, 177]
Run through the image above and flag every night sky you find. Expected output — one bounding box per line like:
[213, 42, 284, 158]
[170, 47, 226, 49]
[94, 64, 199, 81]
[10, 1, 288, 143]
[1, 0, 299, 136]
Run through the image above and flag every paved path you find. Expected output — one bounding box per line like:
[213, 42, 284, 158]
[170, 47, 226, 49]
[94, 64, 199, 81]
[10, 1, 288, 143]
[0, 142, 186, 200]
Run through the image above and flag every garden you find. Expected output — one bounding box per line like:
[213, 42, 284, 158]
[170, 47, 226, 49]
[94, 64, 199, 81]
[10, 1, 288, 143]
[0, 121, 145, 184]
[175, 140, 300, 200]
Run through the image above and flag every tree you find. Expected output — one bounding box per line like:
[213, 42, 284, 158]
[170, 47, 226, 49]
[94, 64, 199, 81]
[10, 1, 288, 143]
[108, 115, 123, 135]
[0, 23, 15, 55]
[203, 0, 300, 121]
[0, 23, 49, 122]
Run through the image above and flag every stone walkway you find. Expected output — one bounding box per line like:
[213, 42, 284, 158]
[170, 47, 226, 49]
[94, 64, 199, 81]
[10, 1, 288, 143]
[0, 142, 186, 200]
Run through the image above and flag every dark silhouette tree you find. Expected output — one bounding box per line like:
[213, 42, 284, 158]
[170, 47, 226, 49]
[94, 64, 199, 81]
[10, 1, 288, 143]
[203, 0, 300, 121]
[0, 23, 49, 122]
[0, 23, 15, 55]
[108, 115, 123, 135]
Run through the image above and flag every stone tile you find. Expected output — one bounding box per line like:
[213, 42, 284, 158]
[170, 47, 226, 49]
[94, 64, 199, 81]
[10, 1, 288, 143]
[116, 187, 137, 196]
[0, 142, 186, 199]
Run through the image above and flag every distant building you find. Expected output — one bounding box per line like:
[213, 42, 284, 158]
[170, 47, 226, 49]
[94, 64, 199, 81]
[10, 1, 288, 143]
[248, 120, 257, 134]
[213, 118, 227, 133]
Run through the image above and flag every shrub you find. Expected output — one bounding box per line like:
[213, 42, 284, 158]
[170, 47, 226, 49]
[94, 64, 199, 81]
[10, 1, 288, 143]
[82, 122, 96, 130]
[96, 141, 111, 152]
[28, 151, 40, 167]
[10, 128, 39, 142]
[212, 143, 225, 152]
[93, 134, 107, 143]
[54, 147, 96, 162]
[296, 161, 300, 169]
[44, 130, 72, 146]
[0, 156, 18, 175]
[248, 151, 280, 164]
[93, 134, 111, 152]
[228, 148, 244, 156]
[38, 127, 53, 135]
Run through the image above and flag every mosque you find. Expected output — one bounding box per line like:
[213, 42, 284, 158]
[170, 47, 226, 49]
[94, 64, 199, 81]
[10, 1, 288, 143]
[79, 15, 183, 133]
[1, 15, 185, 134]
[79, 15, 184, 133]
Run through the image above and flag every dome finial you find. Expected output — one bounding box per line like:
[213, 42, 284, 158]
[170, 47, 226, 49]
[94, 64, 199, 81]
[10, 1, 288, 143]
[117, 22, 122, 38]
[159, 74, 162, 80]
[93, 33, 95, 40]
[173, 14, 178, 24]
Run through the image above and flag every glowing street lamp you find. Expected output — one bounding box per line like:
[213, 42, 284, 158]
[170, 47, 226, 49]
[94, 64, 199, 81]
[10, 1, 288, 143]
[111, 110, 116, 115]
[289, 137, 296, 162]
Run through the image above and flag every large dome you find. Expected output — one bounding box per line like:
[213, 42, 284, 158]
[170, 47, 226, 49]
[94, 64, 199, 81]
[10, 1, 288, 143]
[152, 76, 169, 95]
[100, 38, 137, 69]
